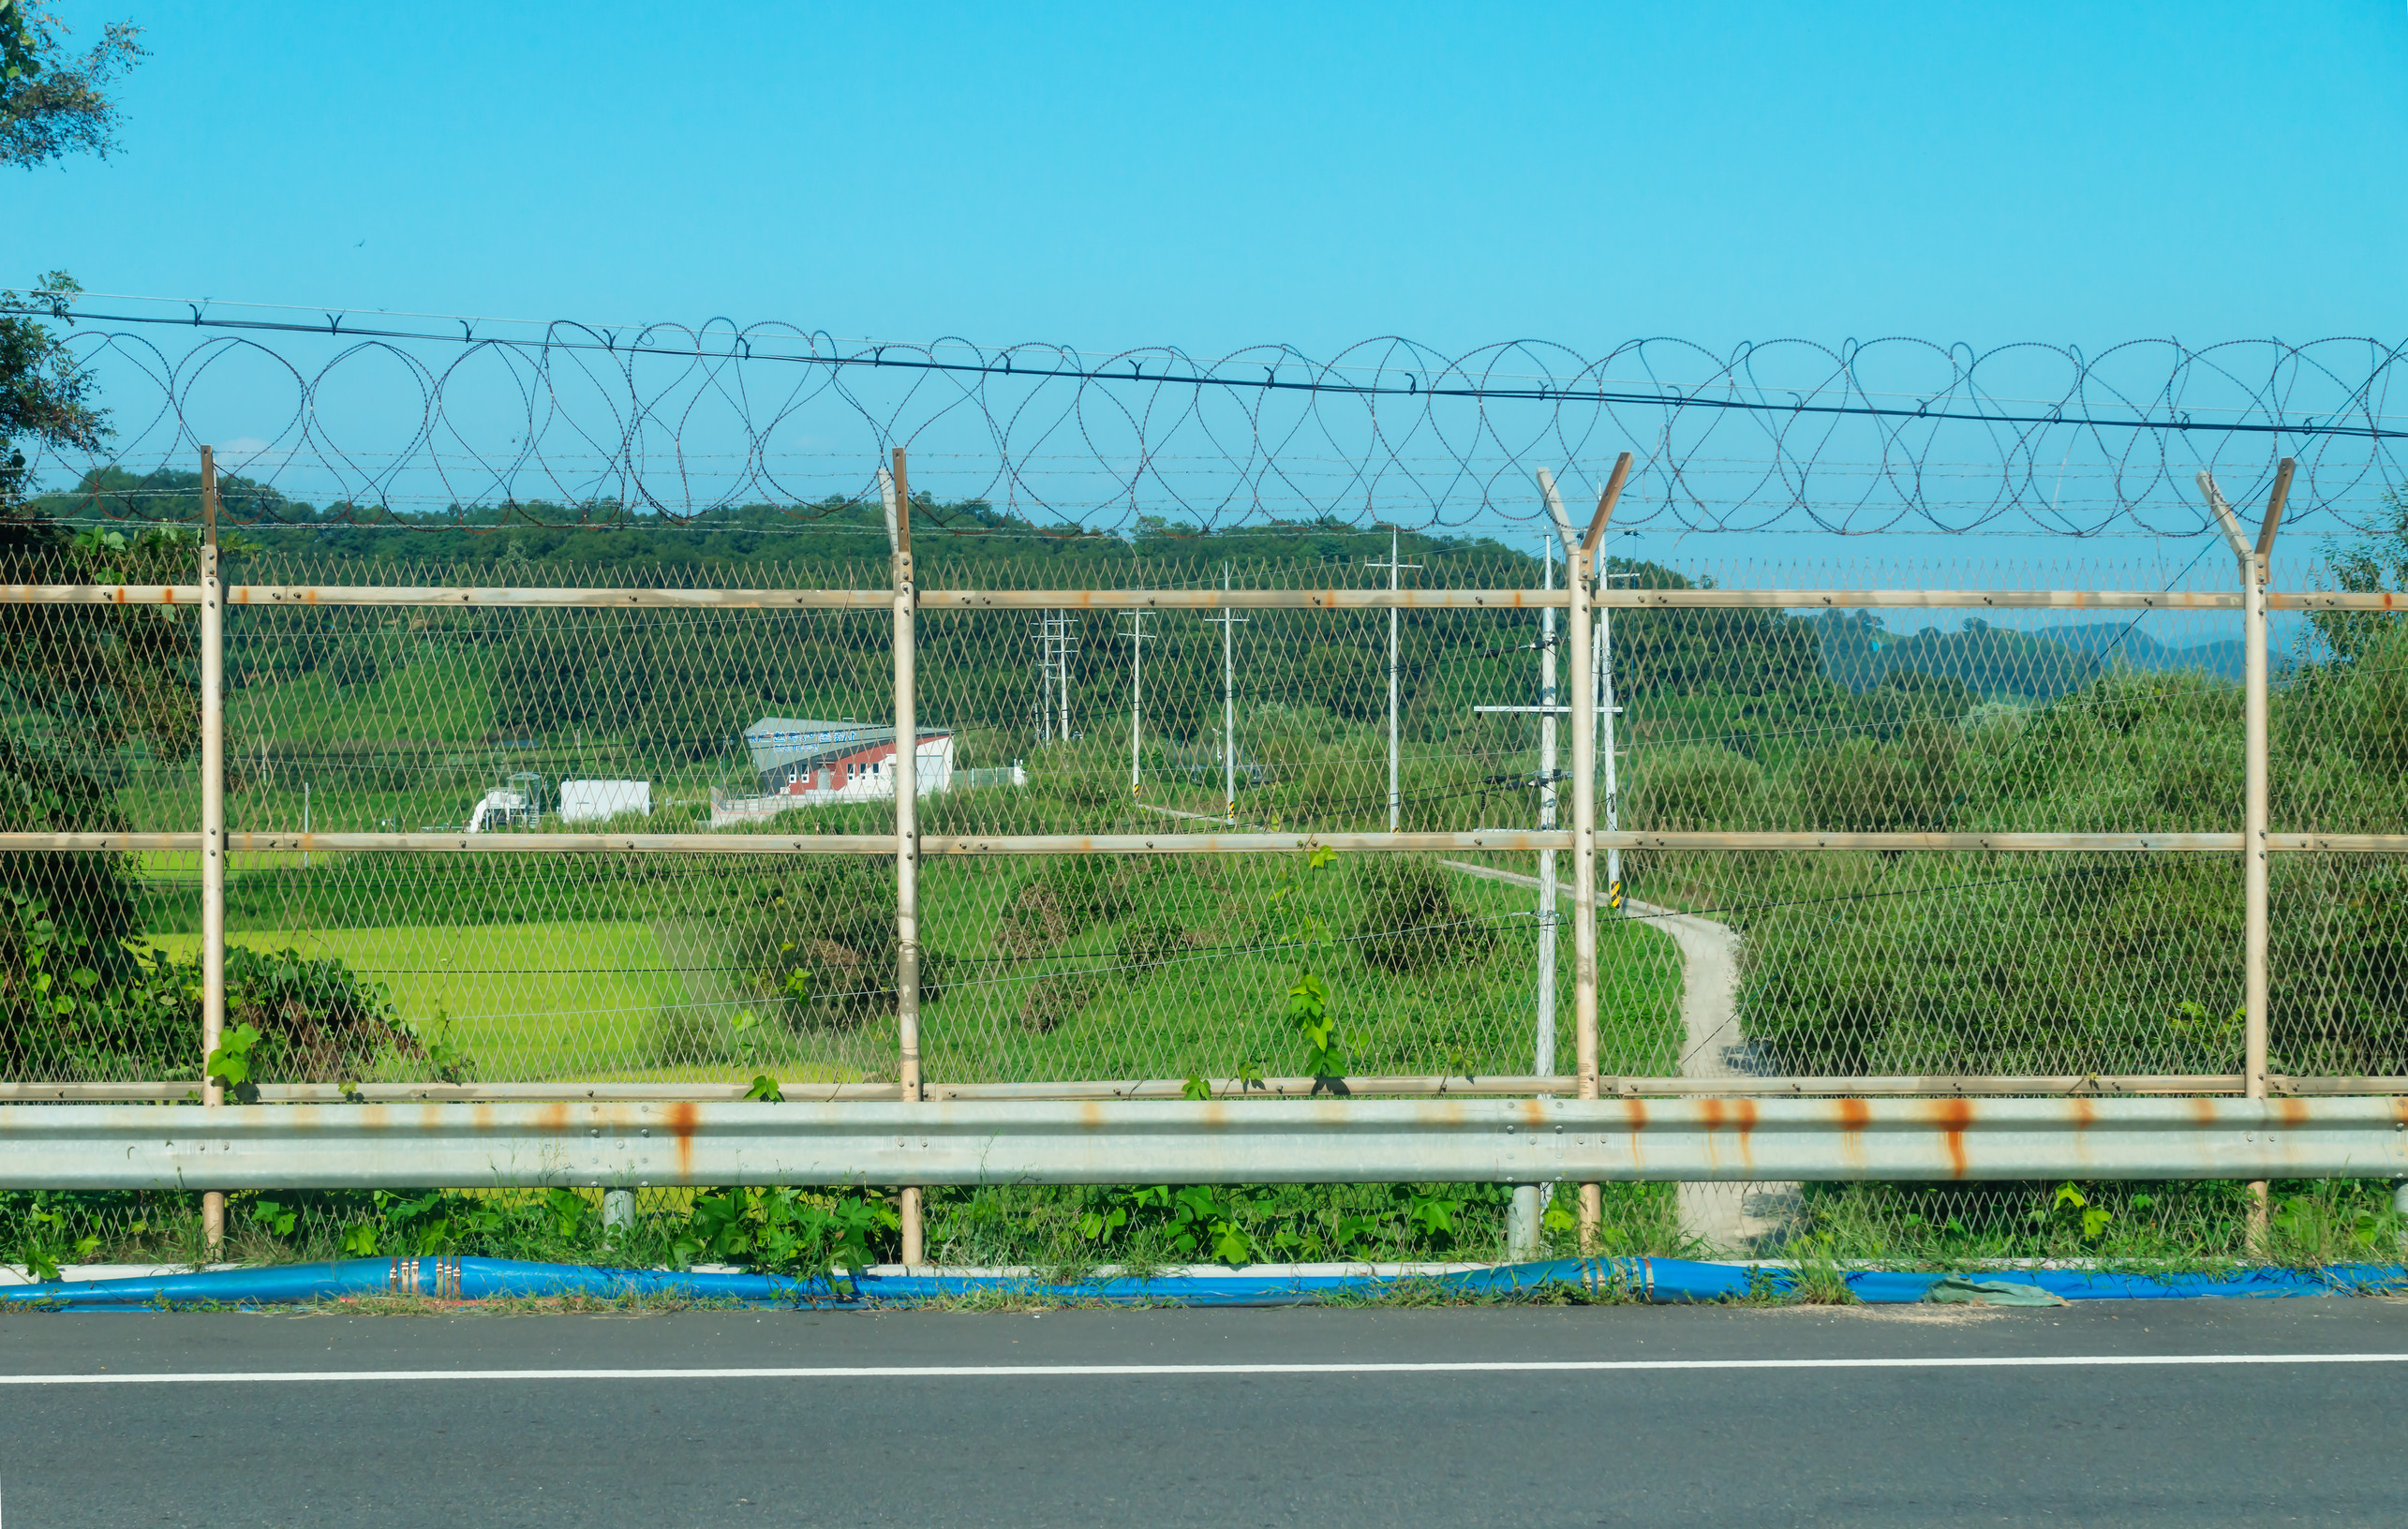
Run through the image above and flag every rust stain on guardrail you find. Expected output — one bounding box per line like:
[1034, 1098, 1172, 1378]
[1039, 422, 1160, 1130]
[666, 1102, 698, 1180]
[1924, 1098, 1976, 1178]
[1693, 1098, 1761, 1173]
[1831, 1098, 1871, 1173]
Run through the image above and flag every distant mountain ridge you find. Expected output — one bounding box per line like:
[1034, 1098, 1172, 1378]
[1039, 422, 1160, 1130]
[1813, 613, 2277, 699]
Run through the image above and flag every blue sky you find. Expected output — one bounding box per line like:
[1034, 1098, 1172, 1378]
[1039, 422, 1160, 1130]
[11, 1, 2406, 350]
[5, 2, 2404, 565]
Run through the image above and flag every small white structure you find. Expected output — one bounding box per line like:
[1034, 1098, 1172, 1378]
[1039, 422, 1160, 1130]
[558, 779, 652, 824]
[461, 788, 530, 834]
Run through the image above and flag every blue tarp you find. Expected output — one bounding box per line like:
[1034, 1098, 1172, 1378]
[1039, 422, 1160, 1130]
[3, 1254, 2401, 1311]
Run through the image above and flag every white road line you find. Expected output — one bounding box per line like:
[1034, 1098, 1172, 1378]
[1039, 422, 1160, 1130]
[0, 1354, 2401, 1385]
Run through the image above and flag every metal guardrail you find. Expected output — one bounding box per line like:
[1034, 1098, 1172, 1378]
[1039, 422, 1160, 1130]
[4, 1097, 2401, 1192]
[14, 1075, 2408, 1104]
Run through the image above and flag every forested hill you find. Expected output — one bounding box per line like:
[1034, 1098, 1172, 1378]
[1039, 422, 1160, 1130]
[37, 468, 1535, 583]
[1812, 610, 2270, 702]
[35, 468, 2272, 715]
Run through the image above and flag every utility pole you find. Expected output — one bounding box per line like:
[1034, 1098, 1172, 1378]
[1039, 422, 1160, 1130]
[1203, 562, 1246, 822]
[199, 444, 225, 1255]
[1538, 534, 1560, 1087]
[1033, 613, 1051, 744]
[1032, 610, 1077, 745]
[1596, 571, 1629, 912]
[1118, 609, 1153, 796]
[1526, 537, 1567, 1253]
[1056, 612, 1075, 742]
[1479, 535, 1565, 1259]
[1366, 531, 1421, 830]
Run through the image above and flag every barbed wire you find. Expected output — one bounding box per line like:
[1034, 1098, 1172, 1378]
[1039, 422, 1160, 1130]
[18, 298, 2408, 538]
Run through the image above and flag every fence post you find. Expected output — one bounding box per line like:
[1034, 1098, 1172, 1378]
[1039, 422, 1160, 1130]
[199, 446, 227, 1255]
[886, 447, 926, 1266]
[2199, 459, 2290, 1248]
[1568, 453, 1633, 1251]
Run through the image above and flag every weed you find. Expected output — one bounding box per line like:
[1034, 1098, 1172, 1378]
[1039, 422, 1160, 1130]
[1, 1193, 101, 1282]
[672, 1186, 899, 1281]
[1273, 841, 1346, 1079]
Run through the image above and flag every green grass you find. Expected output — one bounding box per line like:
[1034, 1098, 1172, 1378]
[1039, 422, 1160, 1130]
[899, 854, 1683, 1086]
[143, 921, 798, 1083]
[916, 866, 1680, 1083]
[226, 652, 495, 747]
[139, 852, 1685, 1089]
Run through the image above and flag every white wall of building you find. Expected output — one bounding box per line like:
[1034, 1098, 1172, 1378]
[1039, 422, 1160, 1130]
[713, 736, 962, 826]
[559, 779, 653, 823]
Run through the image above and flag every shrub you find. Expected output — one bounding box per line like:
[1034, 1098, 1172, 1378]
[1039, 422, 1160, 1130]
[1018, 975, 1093, 1033]
[1795, 719, 1961, 831]
[2331, 627, 2408, 779]
[992, 855, 1160, 956]
[1352, 857, 1498, 973]
[647, 1005, 729, 1068]
[715, 858, 941, 1027]
[1627, 746, 1765, 831]
[223, 944, 421, 1083]
[0, 890, 194, 1080]
[0, 890, 420, 1083]
[1112, 917, 1193, 980]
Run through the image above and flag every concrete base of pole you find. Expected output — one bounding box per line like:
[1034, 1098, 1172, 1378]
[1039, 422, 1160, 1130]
[602, 1189, 635, 1233]
[1507, 1185, 1540, 1259]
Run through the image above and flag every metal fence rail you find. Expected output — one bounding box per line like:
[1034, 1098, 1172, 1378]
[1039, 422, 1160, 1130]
[7, 447, 2408, 1259]
[4, 1096, 2401, 1192]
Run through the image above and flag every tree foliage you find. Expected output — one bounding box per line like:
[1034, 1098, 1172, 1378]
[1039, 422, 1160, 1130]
[2, 1, 143, 171]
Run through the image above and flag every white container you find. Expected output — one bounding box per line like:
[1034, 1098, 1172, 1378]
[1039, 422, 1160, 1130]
[557, 779, 652, 823]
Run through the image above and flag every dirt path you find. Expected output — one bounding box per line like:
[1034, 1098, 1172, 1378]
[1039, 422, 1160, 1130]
[1620, 896, 1799, 1254]
[1131, 809, 1797, 1251]
[1441, 863, 1795, 1254]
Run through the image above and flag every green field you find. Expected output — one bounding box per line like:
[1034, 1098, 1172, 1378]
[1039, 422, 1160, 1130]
[144, 855, 1686, 1089]
[145, 921, 776, 1084]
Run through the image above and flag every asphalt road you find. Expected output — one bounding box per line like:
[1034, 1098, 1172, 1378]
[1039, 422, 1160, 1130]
[1, 1299, 2401, 1526]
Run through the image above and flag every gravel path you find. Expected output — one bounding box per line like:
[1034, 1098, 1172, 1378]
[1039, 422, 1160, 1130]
[1441, 862, 1795, 1253]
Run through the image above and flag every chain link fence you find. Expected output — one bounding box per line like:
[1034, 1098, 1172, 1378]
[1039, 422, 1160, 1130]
[6, 451, 2407, 1265]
